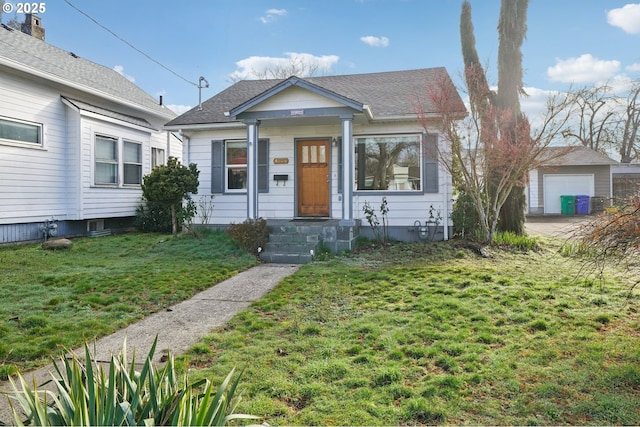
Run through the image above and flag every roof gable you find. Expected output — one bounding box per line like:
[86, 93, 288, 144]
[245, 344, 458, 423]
[228, 76, 363, 118]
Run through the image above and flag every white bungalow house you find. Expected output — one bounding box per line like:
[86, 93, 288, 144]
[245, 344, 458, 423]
[0, 15, 180, 244]
[165, 68, 466, 262]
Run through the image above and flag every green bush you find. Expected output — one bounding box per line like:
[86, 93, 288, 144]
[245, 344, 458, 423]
[7, 338, 259, 426]
[135, 199, 196, 233]
[226, 218, 270, 256]
[135, 200, 173, 232]
[451, 190, 481, 238]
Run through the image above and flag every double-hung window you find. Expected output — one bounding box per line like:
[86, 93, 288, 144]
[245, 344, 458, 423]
[0, 116, 42, 146]
[211, 139, 269, 194]
[123, 140, 142, 185]
[94, 134, 144, 186]
[356, 134, 422, 191]
[95, 135, 118, 185]
[225, 140, 247, 191]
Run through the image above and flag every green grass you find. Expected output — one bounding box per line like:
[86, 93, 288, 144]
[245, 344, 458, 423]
[0, 231, 257, 375]
[180, 241, 640, 425]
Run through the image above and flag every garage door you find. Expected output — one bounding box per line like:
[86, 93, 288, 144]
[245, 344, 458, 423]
[543, 174, 594, 214]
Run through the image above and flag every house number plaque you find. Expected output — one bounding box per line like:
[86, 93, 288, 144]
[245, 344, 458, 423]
[273, 158, 289, 164]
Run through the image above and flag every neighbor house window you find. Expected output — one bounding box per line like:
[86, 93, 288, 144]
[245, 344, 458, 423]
[151, 147, 165, 168]
[356, 134, 422, 191]
[95, 135, 118, 185]
[0, 116, 42, 145]
[123, 140, 142, 185]
[225, 140, 247, 191]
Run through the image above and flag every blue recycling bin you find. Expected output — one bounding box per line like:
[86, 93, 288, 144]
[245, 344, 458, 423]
[575, 195, 590, 215]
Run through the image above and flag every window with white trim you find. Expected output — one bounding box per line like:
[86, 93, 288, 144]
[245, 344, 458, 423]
[356, 134, 422, 191]
[123, 140, 142, 185]
[95, 135, 118, 185]
[151, 147, 165, 168]
[0, 116, 42, 145]
[225, 140, 247, 191]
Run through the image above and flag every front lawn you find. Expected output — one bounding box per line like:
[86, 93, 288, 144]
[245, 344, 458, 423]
[183, 241, 640, 425]
[0, 231, 257, 377]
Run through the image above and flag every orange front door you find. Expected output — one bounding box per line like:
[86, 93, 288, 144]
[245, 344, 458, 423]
[297, 139, 330, 217]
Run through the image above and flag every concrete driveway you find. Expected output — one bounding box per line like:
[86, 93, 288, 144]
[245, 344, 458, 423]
[525, 215, 591, 239]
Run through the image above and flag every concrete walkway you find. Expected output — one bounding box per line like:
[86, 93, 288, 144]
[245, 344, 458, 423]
[0, 263, 299, 425]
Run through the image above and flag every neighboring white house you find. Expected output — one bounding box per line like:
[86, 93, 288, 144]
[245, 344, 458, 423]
[527, 146, 617, 215]
[165, 68, 466, 257]
[0, 15, 180, 244]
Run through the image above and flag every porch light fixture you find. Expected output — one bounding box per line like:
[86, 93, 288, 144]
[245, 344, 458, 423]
[332, 137, 337, 147]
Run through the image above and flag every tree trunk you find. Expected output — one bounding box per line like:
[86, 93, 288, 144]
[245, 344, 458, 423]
[170, 203, 178, 236]
[496, 0, 529, 235]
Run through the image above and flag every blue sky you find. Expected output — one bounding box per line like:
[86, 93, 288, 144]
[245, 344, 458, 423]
[3, 0, 640, 116]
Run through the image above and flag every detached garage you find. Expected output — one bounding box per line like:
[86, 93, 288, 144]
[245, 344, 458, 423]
[527, 147, 616, 215]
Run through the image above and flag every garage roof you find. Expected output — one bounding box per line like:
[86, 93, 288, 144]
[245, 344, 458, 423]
[539, 146, 617, 166]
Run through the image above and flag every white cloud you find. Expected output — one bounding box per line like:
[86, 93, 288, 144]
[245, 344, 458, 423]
[547, 54, 620, 83]
[229, 52, 340, 80]
[607, 3, 640, 34]
[627, 62, 640, 72]
[260, 8, 287, 24]
[113, 65, 135, 83]
[166, 104, 192, 115]
[360, 35, 390, 47]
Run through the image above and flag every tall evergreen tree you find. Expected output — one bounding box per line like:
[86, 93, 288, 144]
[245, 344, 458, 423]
[459, 0, 530, 236]
[496, 0, 529, 234]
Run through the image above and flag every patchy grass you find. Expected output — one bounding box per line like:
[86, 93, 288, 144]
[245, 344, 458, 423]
[182, 241, 640, 425]
[0, 231, 257, 375]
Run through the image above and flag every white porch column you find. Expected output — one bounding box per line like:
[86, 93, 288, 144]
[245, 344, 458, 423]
[340, 115, 356, 226]
[246, 119, 260, 219]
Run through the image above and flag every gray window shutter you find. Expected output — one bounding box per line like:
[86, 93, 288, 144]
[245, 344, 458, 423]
[211, 140, 224, 193]
[258, 138, 269, 193]
[356, 140, 367, 190]
[423, 133, 439, 193]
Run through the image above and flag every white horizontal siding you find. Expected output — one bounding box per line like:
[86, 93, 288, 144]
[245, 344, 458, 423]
[79, 117, 151, 219]
[247, 86, 344, 112]
[186, 121, 453, 227]
[0, 72, 69, 224]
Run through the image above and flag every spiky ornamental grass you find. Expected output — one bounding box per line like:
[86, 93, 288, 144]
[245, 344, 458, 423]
[8, 338, 259, 426]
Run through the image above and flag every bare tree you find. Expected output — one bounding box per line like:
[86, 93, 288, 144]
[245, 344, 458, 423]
[561, 84, 617, 152]
[228, 56, 321, 83]
[572, 194, 640, 294]
[415, 72, 575, 243]
[616, 80, 640, 163]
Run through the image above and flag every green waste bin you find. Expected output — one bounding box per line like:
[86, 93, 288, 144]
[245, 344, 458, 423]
[560, 195, 576, 215]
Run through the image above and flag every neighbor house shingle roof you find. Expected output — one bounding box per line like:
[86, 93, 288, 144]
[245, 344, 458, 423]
[0, 24, 174, 120]
[166, 67, 465, 127]
[539, 146, 618, 166]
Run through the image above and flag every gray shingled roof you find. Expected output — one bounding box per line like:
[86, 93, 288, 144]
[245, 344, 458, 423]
[166, 67, 465, 127]
[62, 97, 153, 129]
[0, 24, 174, 119]
[539, 146, 618, 166]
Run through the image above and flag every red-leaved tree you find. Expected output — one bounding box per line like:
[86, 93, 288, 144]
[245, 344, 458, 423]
[414, 70, 575, 242]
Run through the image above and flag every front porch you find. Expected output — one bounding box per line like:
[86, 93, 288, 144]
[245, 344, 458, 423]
[260, 218, 360, 264]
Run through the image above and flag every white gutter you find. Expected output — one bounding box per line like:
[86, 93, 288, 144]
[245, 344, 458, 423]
[164, 122, 246, 132]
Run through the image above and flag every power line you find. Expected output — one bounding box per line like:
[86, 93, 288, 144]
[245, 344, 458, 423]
[62, 0, 197, 87]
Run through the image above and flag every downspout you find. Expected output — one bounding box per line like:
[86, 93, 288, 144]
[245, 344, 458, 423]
[180, 131, 190, 165]
[166, 131, 171, 159]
